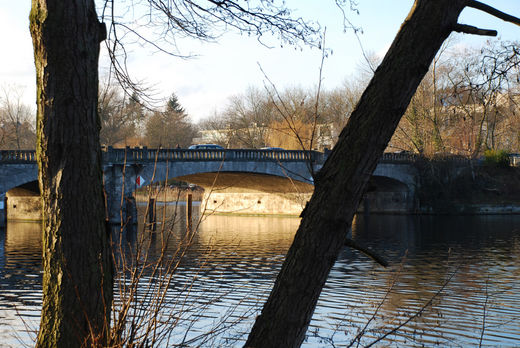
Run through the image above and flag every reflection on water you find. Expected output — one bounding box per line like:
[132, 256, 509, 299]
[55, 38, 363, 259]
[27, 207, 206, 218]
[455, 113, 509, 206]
[322, 215, 520, 346]
[0, 222, 42, 346]
[1, 208, 520, 346]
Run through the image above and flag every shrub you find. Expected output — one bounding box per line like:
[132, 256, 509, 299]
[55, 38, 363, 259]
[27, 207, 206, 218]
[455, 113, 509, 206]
[483, 149, 510, 168]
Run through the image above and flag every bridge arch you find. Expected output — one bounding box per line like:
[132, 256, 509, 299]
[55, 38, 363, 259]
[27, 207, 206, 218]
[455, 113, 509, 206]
[137, 158, 316, 188]
[176, 171, 314, 216]
[359, 174, 416, 214]
[0, 163, 39, 196]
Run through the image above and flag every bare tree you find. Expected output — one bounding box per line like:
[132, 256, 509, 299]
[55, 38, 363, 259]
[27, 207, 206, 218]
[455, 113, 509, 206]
[444, 41, 520, 157]
[220, 88, 274, 148]
[201, 84, 359, 151]
[245, 1, 520, 347]
[389, 46, 452, 155]
[98, 83, 141, 146]
[198, 112, 233, 147]
[390, 40, 520, 157]
[100, 0, 332, 102]
[0, 86, 36, 150]
[321, 81, 362, 143]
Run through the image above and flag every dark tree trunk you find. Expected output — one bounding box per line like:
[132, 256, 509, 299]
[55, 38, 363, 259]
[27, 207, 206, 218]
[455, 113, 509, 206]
[245, 0, 467, 346]
[30, 1, 112, 347]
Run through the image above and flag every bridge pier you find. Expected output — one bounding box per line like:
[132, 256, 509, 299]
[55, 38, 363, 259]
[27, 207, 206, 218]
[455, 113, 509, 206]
[103, 164, 140, 225]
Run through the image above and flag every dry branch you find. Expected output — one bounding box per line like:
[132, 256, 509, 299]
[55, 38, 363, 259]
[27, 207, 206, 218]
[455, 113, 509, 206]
[467, 1, 520, 27]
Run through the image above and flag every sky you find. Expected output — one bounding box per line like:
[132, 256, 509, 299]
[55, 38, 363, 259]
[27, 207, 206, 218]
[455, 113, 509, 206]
[0, 1, 519, 123]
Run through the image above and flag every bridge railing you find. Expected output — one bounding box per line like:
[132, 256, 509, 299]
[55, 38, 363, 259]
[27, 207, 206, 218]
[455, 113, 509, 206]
[0, 150, 37, 163]
[379, 152, 479, 164]
[4, 148, 516, 166]
[380, 153, 418, 163]
[102, 147, 325, 164]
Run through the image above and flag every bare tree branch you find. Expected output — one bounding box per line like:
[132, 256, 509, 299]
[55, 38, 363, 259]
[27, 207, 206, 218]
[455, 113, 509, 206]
[344, 238, 388, 267]
[467, 1, 520, 27]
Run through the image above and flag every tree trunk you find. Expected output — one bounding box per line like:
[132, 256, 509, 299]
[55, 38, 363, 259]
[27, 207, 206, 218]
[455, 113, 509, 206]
[30, 1, 112, 347]
[245, 0, 466, 346]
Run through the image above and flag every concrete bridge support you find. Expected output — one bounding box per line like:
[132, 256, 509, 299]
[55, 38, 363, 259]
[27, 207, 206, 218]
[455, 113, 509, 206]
[103, 164, 139, 225]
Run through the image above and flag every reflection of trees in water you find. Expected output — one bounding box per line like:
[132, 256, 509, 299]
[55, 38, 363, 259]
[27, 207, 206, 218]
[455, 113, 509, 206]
[352, 215, 520, 257]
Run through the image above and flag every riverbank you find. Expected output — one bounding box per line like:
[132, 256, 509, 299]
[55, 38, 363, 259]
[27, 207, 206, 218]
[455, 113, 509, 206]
[415, 161, 520, 214]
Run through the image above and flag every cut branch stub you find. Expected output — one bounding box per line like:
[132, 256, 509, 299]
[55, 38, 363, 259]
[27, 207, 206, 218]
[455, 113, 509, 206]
[453, 23, 497, 36]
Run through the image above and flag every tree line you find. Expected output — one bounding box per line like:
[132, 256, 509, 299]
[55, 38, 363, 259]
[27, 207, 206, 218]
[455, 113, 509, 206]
[97, 85, 197, 148]
[0, 85, 197, 150]
[0, 86, 36, 150]
[4, 39, 518, 156]
[200, 39, 520, 157]
[390, 40, 520, 157]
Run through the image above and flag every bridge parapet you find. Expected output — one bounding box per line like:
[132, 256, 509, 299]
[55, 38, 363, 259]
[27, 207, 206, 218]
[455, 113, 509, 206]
[379, 153, 418, 163]
[0, 150, 37, 163]
[102, 147, 325, 164]
[2, 148, 502, 166]
[379, 153, 484, 164]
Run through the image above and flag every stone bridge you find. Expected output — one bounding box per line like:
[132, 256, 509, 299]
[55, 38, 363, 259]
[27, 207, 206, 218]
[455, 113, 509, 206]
[0, 148, 419, 225]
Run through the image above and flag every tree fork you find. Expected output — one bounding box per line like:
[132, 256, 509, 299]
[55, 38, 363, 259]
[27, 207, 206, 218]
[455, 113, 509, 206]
[30, 1, 113, 346]
[245, 0, 468, 346]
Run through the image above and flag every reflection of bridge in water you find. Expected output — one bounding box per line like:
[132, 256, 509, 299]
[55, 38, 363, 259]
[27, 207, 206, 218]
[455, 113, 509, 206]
[0, 148, 419, 225]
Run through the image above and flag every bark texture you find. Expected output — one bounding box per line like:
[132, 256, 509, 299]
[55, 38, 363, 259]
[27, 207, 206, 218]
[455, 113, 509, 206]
[245, 0, 467, 346]
[30, 1, 112, 347]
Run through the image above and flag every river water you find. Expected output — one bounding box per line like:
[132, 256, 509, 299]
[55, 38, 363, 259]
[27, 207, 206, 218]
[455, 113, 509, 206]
[1, 205, 519, 347]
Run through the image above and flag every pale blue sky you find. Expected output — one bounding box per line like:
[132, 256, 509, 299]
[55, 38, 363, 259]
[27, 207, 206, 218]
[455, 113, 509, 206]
[0, 1, 519, 121]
